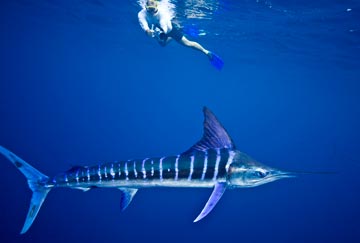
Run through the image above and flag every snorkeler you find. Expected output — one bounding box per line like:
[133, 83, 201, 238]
[138, 0, 224, 70]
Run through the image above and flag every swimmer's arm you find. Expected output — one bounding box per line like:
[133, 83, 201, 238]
[138, 11, 153, 36]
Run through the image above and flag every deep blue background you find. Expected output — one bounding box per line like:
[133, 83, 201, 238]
[1, 0, 359, 242]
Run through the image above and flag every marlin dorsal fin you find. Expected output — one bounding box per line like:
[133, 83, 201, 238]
[184, 107, 235, 154]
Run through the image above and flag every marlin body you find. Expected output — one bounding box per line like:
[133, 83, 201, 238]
[0, 107, 293, 234]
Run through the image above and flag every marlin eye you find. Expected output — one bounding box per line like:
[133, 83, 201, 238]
[256, 171, 267, 178]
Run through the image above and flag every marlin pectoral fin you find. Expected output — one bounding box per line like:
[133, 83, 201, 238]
[119, 188, 138, 211]
[193, 182, 227, 222]
[73, 187, 91, 192]
[183, 107, 235, 154]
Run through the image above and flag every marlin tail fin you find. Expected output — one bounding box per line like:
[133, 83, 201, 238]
[0, 146, 51, 234]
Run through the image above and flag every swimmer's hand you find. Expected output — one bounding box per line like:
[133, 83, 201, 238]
[146, 29, 155, 37]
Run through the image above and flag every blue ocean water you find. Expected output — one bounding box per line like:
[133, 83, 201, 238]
[0, 0, 359, 242]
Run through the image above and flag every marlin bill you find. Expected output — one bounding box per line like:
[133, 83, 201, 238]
[0, 107, 296, 234]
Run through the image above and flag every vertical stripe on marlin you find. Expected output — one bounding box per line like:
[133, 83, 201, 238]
[125, 162, 129, 180]
[142, 158, 147, 179]
[175, 155, 179, 181]
[133, 161, 138, 178]
[213, 148, 221, 180]
[97, 165, 102, 182]
[104, 165, 108, 179]
[118, 163, 122, 177]
[87, 167, 91, 182]
[188, 155, 194, 181]
[75, 169, 79, 184]
[159, 157, 164, 181]
[226, 150, 235, 173]
[110, 164, 115, 180]
[151, 160, 154, 177]
[201, 151, 208, 180]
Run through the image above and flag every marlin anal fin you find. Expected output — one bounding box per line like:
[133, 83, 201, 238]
[119, 188, 138, 211]
[184, 107, 235, 154]
[193, 182, 227, 222]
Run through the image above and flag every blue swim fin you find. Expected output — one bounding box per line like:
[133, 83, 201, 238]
[208, 52, 224, 70]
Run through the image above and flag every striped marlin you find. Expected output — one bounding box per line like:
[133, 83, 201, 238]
[0, 107, 295, 234]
